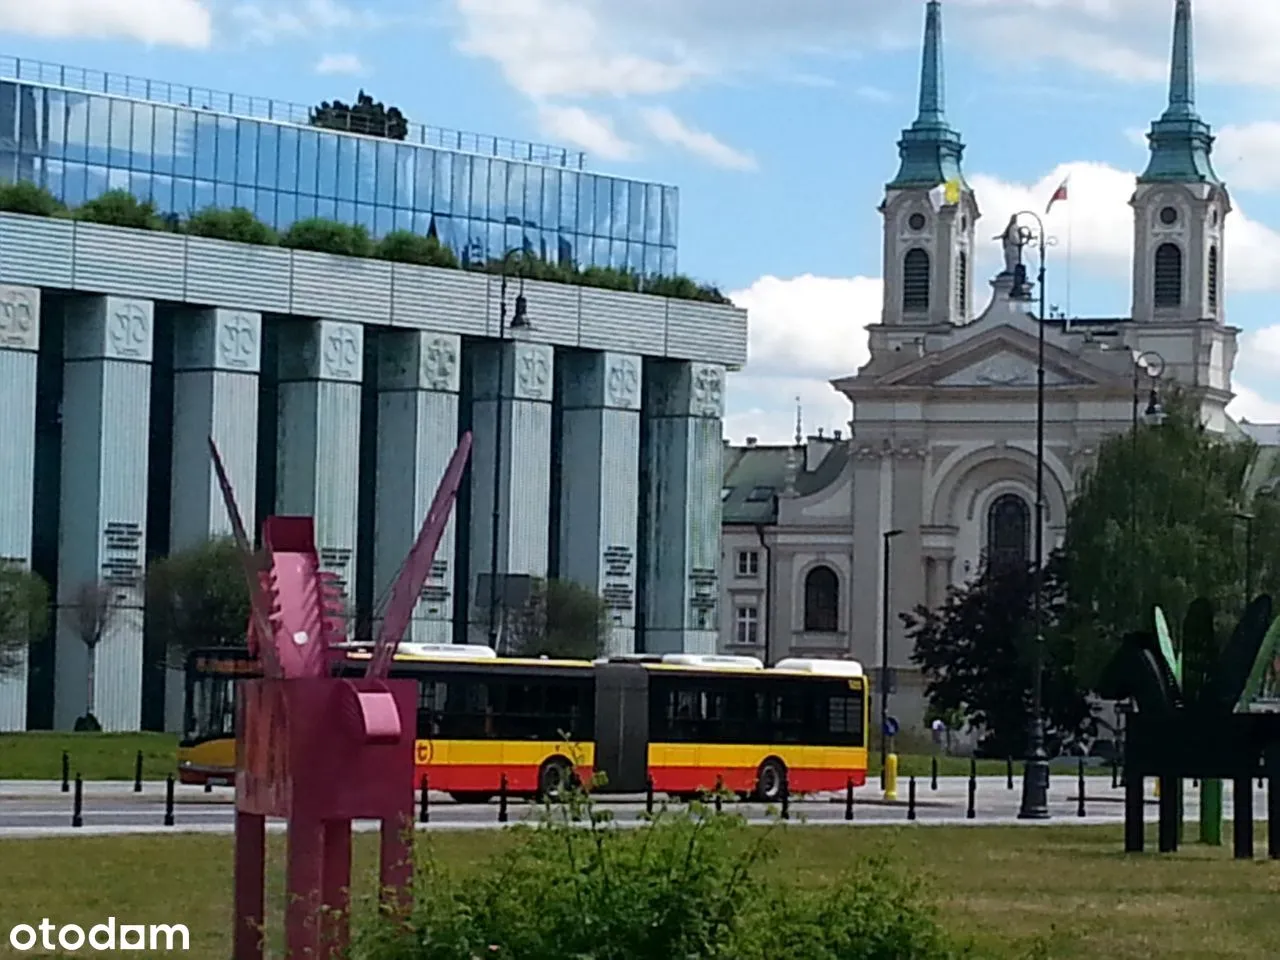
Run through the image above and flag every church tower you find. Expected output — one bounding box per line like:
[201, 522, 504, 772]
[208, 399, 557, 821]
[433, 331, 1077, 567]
[880, 0, 978, 329]
[1131, 0, 1229, 326]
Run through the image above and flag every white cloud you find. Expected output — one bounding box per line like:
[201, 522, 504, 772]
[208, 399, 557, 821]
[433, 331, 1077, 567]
[722, 274, 880, 444]
[639, 107, 756, 171]
[231, 0, 380, 44]
[314, 52, 365, 75]
[0, 0, 212, 46]
[1215, 122, 1280, 193]
[534, 104, 637, 161]
[1228, 384, 1280, 425]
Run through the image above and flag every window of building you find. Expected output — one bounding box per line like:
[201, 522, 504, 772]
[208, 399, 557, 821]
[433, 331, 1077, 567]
[734, 606, 759, 646]
[803, 565, 839, 633]
[902, 248, 931, 313]
[736, 551, 759, 577]
[1154, 243, 1183, 308]
[987, 494, 1030, 573]
[1208, 245, 1219, 312]
[956, 250, 968, 316]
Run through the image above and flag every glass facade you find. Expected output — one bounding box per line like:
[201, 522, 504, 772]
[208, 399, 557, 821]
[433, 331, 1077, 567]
[0, 70, 679, 276]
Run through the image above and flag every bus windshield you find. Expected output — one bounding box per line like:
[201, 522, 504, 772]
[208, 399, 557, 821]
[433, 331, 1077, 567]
[182, 649, 257, 745]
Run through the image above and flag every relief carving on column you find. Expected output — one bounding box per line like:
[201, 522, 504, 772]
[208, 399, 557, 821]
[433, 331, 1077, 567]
[0, 285, 39, 352]
[605, 356, 640, 410]
[105, 300, 151, 361]
[690, 364, 725, 418]
[319, 321, 362, 382]
[420, 335, 460, 392]
[513, 344, 553, 401]
[215, 311, 260, 372]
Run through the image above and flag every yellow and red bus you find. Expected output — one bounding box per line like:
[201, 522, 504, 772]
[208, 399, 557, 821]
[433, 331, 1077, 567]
[178, 644, 869, 801]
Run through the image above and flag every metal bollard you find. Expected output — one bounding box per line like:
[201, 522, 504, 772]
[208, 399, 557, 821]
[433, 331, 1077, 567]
[71, 774, 83, 828]
[498, 774, 508, 823]
[61, 751, 69, 793]
[204, 777, 212, 794]
[645, 776, 654, 815]
[1077, 758, 1086, 818]
[164, 775, 175, 827]
[908, 776, 917, 821]
[133, 750, 143, 793]
[930, 755, 938, 791]
[780, 771, 790, 821]
[844, 777, 854, 821]
[1112, 757, 1119, 790]
[419, 774, 429, 824]
[714, 775, 723, 813]
[966, 769, 976, 820]
[1006, 757, 1014, 790]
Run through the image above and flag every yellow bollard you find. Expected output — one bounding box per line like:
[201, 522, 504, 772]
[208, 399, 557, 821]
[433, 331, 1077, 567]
[885, 753, 899, 801]
[1154, 779, 1160, 798]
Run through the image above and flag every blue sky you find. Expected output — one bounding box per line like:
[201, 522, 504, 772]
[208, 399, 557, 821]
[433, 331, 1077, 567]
[5, 0, 1280, 442]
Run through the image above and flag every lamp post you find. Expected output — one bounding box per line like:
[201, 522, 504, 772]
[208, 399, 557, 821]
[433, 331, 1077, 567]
[487, 252, 530, 650]
[1012, 210, 1050, 821]
[1130, 350, 1166, 563]
[1235, 512, 1254, 605]
[880, 528, 903, 785]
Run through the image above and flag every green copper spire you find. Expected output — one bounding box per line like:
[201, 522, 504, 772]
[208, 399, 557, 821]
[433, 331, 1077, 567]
[1139, 0, 1220, 184]
[887, 0, 966, 190]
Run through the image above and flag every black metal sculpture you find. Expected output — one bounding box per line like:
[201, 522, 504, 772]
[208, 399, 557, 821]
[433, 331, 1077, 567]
[1098, 596, 1280, 859]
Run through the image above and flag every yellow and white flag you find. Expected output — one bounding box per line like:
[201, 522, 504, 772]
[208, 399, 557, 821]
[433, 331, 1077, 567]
[928, 178, 962, 210]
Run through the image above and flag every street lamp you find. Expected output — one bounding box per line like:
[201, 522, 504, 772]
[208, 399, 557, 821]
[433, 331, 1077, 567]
[487, 251, 531, 650]
[880, 528, 903, 786]
[1235, 511, 1254, 605]
[1011, 209, 1050, 821]
[1129, 351, 1165, 623]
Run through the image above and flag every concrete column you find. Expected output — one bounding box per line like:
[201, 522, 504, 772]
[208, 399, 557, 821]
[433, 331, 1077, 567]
[850, 448, 882, 667]
[164, 308, 261, 731]
[374, 331, 460, 644]
[642, 361, 724, 654]
[55, 295, 153, 731]
[468, 339, 554, 644]
[0, 285, 40, 731]
[276, 319, 362, 600]
[558, 351, 641, 655]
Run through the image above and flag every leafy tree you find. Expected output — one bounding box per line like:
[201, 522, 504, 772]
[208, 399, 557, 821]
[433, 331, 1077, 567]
[0, 181, 66, 217]
[903, 556, 1096, 757]
[73, 189, 162, 230]
[70, 580, 123, 730]
[1059, 388, 1273, 662]
[501, 578, 612, 660]
[280, 217, 373, 257]
[375, 229, 459, 268]
[185, 206, 277, 245]
[310, 90, 408, 141]
[0, 562, 50, 679]
[146, 536, 251, 665]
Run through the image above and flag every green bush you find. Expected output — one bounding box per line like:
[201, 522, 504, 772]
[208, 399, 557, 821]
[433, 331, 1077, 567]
[374, 230, 458, 268]
[280, 217, 373, 257]
[72, 189, 162, 230]
[184, 206, 277, 245]
[0, 181, 66, 217]
[354, 788, 986, 960]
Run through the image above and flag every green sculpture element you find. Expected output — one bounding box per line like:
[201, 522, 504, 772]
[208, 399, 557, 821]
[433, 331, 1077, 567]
[1236, 613, 1280, 714]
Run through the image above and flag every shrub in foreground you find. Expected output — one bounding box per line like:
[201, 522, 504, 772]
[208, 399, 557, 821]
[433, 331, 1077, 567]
[354, 788, 998, 960]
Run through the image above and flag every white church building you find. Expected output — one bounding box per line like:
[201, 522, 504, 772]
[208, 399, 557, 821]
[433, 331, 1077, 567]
[718, 0, 1264, 734]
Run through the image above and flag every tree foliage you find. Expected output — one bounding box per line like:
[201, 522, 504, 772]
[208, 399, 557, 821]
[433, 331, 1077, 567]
[185, 206, 279, 245]
[146, 536, 251, 665]
[280, 217, 374, 257]
[69, 580, 123, 730]
[501, 578, 612, 660]
[374, 229, 458, 268]
[903, 556, 1096, 757]
[72, 188, 163, 230]
[310, 90, 408, 141]
[0, 563, 50, 679]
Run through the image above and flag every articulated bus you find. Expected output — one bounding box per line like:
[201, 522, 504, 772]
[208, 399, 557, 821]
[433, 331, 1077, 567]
[179, 644, 869, 801]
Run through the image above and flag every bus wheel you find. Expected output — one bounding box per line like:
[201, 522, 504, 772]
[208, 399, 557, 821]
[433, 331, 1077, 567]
[754, 758, 787, 803]
[537, 757, 573, 801]
[448, 791, 495, 804]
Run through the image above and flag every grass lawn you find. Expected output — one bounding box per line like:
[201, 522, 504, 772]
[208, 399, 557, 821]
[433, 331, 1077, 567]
[0, 732, 177, 781]
[0, 823, 1275, 958]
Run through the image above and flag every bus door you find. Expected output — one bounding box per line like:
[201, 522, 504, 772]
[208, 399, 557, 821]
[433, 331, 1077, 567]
[592, 662, 649, 793]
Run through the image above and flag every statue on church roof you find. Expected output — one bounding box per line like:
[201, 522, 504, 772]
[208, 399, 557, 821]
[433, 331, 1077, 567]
[995, 214, 1022, 275]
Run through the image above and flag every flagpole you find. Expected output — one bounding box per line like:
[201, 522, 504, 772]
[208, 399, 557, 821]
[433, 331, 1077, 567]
[1066, 202, 1073, 319]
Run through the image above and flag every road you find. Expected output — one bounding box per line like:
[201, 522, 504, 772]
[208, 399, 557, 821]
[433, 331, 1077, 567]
[1, 776, 1270, 838]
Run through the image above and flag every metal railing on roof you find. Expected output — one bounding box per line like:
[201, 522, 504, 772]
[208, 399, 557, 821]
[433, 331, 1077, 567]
[0, 54, 588, 170]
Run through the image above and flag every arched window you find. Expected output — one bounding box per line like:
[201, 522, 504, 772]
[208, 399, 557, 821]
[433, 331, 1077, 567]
[902, 248, 930, 313]
[1153, 243, 1183, 308]
[955, 250, 968, 317]
[803, 565, 839, 633]
[1208, 245, 1219, 312]
[987, 494, 1030, 573]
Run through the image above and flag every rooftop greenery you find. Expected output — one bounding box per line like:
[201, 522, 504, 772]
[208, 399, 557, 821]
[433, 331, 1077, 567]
[0, 181, 732, 305]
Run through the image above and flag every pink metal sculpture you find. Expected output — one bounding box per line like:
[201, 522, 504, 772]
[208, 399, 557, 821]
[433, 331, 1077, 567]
[209, 432, 473, 959]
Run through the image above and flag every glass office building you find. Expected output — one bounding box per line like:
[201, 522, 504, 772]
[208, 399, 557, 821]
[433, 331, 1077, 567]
[0, 56, 679, 276]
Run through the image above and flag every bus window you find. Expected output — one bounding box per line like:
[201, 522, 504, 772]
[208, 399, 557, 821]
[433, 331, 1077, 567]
[826, 694, 863, 745]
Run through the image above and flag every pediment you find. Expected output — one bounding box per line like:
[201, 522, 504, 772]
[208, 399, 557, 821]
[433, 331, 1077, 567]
[936, 351, 1078, 388]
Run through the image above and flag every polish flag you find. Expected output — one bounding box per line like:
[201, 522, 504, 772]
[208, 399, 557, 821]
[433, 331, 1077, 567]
[1046, 178, 1069, 213]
